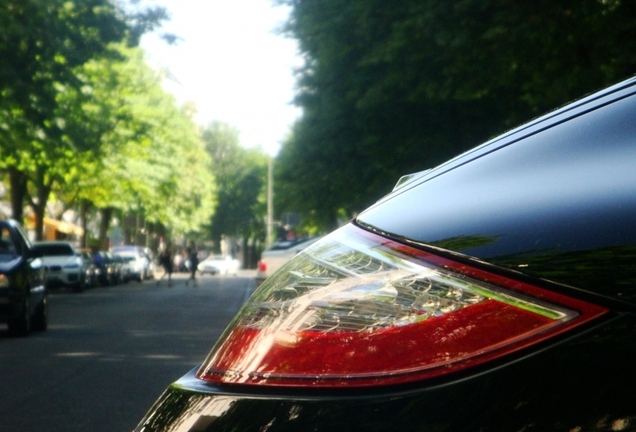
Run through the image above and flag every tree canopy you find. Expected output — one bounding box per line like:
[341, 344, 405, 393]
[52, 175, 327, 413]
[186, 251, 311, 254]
[59, 45, 214, 239]
[275, 0, 636, 230]
[202, 122, 268, 255]
[0, 1, 215, 246]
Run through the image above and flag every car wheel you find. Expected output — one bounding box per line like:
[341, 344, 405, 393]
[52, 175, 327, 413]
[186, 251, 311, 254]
[32, 295, 48, 332]
[8, 295, 31, 337]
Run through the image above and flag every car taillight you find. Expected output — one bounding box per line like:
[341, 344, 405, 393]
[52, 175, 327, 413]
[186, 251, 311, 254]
[198, 224, 607, 388]
[258, 261, 267, 272]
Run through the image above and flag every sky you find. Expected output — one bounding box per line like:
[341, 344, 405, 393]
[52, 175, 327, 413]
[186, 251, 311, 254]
[139, 0, 302, 156]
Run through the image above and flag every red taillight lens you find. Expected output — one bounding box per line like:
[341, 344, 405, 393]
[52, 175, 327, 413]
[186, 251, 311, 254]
[258, 261, 267, 272]
[198, 224, 607, 387]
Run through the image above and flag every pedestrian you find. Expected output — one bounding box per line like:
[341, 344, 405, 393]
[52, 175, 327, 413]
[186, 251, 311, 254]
[185, 241, 199, 287]
[157, 244, 174, 287]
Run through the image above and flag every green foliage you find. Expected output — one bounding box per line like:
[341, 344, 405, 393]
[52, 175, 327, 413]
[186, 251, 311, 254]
[0, 0, 169, 233]
[275, 0, 636, 230]
[0, 0, 130, 142]
[58, 45, 214, 237]
[202, 122, 268, 251]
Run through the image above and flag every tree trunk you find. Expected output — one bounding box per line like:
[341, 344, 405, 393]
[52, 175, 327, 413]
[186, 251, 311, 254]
[242, 237, 249, 268]
[8, 167, 27, 223]
[32, 167, 53, 241]
[98, 207, 113, 250]
[80, 199, 89, 248]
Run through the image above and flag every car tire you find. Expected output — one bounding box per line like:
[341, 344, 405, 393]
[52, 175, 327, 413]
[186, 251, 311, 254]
[8, 295, 31, 337]
[32, 296, 48, 332]
[72, 282, 84, 293]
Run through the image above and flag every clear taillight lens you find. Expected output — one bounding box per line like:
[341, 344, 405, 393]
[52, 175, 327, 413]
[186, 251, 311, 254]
[197, 224, 606, 387]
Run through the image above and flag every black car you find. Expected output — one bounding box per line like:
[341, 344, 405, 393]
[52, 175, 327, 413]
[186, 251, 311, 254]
[0, 219, 47, 337]
[110, 252, 125, 284]
[135, 78, 636, 431]
[92, 251, 119, 286]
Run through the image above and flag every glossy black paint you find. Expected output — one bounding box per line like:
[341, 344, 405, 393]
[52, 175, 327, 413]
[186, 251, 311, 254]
[358, 83, 636, 304]
[135, 79, 636, 431]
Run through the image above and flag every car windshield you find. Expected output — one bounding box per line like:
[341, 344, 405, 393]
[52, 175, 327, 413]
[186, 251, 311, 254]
[34, 244, 74, 256]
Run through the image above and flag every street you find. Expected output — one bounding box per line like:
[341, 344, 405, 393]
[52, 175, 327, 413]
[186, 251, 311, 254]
[0, 272, 257, 432]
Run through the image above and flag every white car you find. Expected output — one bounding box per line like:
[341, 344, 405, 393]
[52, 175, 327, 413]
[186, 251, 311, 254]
[198, 255, 240, 276]
[112, 246, 153, 281]
[33, 241, 86, 292]
[256, 237, 320, 284]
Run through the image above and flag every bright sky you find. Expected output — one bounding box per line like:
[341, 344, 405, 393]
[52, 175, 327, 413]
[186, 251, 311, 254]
[139, 0, 302, 156]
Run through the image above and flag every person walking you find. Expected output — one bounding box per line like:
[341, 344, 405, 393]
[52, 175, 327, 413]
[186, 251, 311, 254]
[157, 244, 174, 287]
[185, 241, 199, 287]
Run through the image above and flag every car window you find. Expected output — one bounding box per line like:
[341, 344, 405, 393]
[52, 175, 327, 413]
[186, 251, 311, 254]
[14, 223, 32, 253]
[0, 226, 18, 255]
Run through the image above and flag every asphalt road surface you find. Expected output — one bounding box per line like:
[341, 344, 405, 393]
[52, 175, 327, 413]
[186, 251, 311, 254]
[0, 271, 257, 432]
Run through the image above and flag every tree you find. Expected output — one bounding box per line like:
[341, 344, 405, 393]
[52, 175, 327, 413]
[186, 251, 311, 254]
[57, 45, 214, 247]
[274, 0, 636, 230]
[0, 0, 168, 228]
[202, 122, 268, 262]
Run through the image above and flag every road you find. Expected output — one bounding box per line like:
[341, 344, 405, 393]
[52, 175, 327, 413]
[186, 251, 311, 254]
[0, 271, 257, 432]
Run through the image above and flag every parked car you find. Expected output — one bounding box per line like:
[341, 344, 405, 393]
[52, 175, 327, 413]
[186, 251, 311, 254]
[112, 245, 153, 281]
[117, 254, 134, 282]
[143, 249, 155, 279]
[90, 251, 105, 286]
[109, 252, 124, 285]
[92, 251, 119, 286]
[33, 241, 86, 292]
[197, 254, 240, 276]
[0, 219, 47, 336]
[135, 79, 636, 432]
[255, 237, 320, 284]
[77, 250, 97, 289]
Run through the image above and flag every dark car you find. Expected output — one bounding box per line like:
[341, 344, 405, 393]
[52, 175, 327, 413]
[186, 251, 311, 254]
[135, 78, 636, 432]
[0, 219, 47, 337]
[110, 252, 125, 284]
[92, 251, 119, 286]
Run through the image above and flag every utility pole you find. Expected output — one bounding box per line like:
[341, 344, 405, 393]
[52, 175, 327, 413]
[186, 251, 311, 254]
[266, 156, 273, 248]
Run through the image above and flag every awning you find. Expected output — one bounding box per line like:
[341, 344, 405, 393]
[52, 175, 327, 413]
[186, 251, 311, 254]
[43, 217, 84, 237]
